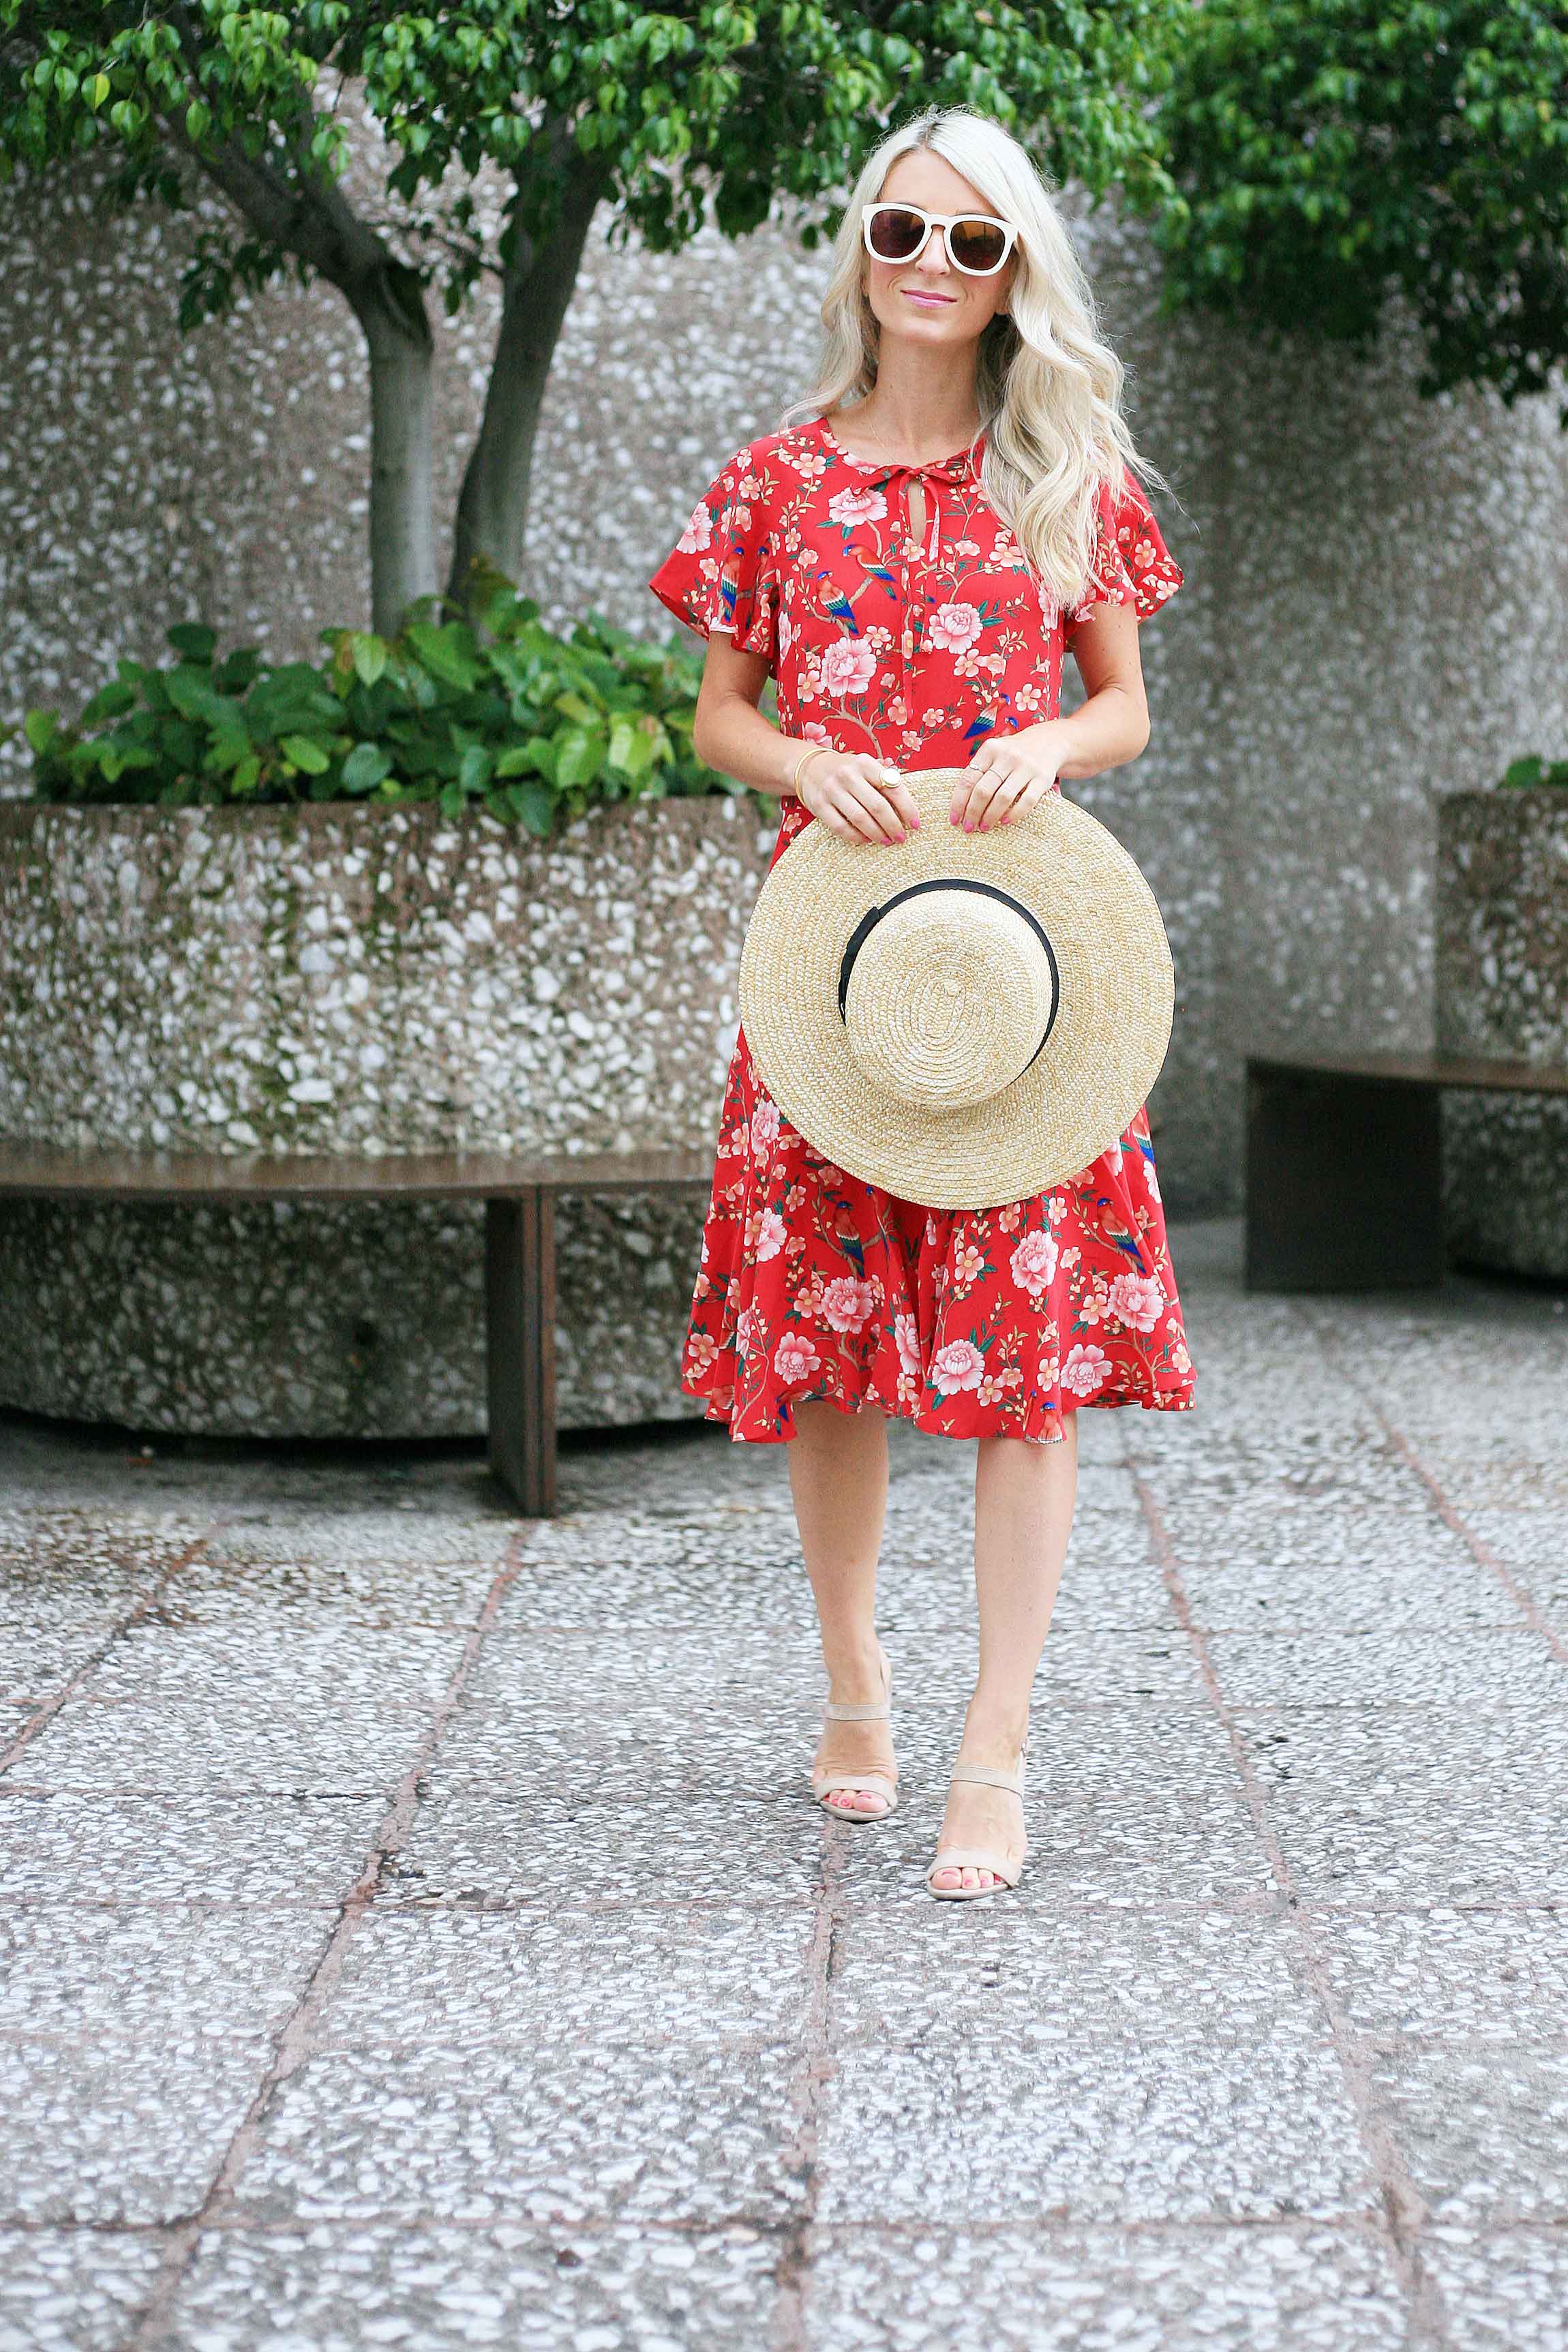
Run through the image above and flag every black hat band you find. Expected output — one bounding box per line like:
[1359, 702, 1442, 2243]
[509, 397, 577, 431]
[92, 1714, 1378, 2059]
[836, 879, 1061, 1071]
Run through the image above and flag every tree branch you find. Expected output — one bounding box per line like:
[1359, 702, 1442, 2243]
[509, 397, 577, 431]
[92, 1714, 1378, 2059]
[155, 7, 436, 624]
[161, 0, 401, 313]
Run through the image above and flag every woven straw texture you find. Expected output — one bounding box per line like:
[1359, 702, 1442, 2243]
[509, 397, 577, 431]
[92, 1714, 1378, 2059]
[738, 769, 1173, 1209]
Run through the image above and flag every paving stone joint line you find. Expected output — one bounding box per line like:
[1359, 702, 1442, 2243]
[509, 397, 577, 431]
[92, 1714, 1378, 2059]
[1306, 1312, 1568, 1672]
[117, 1525, 538, 2351]
[0, 1522, 226, 1779]
[1124, 1437, 1457, 2352]
[3, 1242, 1567, 2347]
[766, 1815, 845, 2349]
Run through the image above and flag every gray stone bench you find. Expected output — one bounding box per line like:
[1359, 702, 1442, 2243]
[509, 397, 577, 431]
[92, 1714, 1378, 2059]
[0, 1142, 714, 1514]
[1245, 1050, 1568, 1291]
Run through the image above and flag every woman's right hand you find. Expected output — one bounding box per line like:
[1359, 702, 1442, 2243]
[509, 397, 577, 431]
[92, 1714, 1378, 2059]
[795, 750, 923, 847]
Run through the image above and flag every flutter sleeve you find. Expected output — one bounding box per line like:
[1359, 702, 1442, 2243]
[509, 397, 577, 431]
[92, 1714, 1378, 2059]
[1062, 464, 1185, 644]
[648, 444, 779, 665]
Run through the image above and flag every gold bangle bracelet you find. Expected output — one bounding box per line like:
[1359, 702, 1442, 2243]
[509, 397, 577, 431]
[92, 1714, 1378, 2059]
[790, 744, 828, 796]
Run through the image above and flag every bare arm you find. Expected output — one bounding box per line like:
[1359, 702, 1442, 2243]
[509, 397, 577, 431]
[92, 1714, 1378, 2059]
[689, 631, 802, 796]
[1055, 601, 1151, 779]
[689, 629, 925, 849]
[950, 600, 1152, 832]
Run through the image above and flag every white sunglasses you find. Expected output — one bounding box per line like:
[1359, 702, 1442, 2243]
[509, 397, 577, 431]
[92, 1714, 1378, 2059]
[862, 202, 1019, 280]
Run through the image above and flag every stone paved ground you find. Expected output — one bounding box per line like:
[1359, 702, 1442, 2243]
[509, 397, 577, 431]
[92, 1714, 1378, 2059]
[2, 1221, 1567, 2352]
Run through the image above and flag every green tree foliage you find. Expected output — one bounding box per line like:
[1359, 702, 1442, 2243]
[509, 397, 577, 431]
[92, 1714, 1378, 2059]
[1501, 755, 1568, 788]
[0, 2, 1179, 631]
[1152, 0, 1568, 417]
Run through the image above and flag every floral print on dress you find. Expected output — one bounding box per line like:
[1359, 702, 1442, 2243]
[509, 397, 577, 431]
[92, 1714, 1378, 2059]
[649, 414, 1194, 1447]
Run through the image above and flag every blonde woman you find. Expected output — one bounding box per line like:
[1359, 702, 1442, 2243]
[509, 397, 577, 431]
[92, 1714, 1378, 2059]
[649, 105, 1193, 1900]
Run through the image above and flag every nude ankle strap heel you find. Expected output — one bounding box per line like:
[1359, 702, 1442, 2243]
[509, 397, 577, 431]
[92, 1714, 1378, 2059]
[811, 1646, 899, 1820]
[926, 1728, 1029, 1899]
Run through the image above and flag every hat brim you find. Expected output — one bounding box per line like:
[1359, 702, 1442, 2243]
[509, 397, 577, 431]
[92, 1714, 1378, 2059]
[738, 770, 1174, 1209]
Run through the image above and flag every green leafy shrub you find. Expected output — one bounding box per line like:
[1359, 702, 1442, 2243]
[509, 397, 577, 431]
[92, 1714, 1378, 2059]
[25, 571, 755, 837]
[1501, 757, 1568, 791]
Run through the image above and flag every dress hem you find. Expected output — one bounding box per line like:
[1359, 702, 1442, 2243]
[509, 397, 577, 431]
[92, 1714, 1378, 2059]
[679, 1368, 1196, 1446]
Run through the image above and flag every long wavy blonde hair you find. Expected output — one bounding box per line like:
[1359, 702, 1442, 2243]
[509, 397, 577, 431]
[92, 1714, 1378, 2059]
[780, 106, 1175, 614]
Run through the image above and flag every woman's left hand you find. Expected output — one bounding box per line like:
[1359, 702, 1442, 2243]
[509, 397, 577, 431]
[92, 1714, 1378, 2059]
[949, 725, 1066, 832]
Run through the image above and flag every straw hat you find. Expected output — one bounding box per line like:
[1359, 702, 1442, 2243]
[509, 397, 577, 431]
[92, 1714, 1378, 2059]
[738, 766, 1173, 1209]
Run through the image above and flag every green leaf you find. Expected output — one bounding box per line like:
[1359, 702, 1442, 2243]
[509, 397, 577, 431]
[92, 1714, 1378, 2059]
[555, 725, 606, 790]
[23, 709, 59, 755]
[215, 647, 262, 694]
[1502, 756, 1545, 789]
[164, 669, 230, 725]
[494, 740, 543, 778]
[350, 633, 389, 688]
[167, 623, 217, 663]
[280, 733, 331, 774]
[629, 729, 662, 779]
[247, 665, 345, 738]
[80, 681, 139, 727]
[202, 727, 254, 774]
[342, 742, 393, 793]
[457, 742, 493, 796]
[405, 622, 484, 692]
[460, 558, 520, 634]
[513, 778, 557, 837]
[87, 73, 110, 112]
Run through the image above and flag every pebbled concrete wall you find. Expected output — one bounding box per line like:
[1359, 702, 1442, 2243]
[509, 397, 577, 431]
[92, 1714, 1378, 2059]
[1, 153, 1566, 1355]
[0, 800, 768, 1156]
[1437, 790, 1568, 1279]
[0, 800, 772, 1436]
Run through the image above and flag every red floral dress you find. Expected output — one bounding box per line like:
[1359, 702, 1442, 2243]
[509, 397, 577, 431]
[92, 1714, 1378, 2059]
[648, 414, 1194, 1446]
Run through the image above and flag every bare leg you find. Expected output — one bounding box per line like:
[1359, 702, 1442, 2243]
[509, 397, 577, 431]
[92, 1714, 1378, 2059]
[930, 1413, 1079, 1890]
[789, 1398, 897, 1816]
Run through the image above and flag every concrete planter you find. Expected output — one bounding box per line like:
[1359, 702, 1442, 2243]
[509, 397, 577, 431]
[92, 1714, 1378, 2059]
[0, 796, 773, 1435]
[1436, 788, 1568, 1280]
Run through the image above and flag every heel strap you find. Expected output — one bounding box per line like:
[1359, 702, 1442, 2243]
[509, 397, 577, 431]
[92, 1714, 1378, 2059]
[950, 1761, 1025, 1797]
[823, 1652, 892, 1723]
[824, 1697, 890, 1723]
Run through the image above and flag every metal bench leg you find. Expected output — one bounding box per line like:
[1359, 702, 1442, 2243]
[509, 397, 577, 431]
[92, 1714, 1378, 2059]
[485, 1190, 557, 1513]
[1246, 1067, 1444, 1292]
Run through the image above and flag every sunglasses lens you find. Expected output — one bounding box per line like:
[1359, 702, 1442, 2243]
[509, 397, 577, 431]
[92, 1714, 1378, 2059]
[867, 207, 928, 262]
[950, 217, 1008, 274]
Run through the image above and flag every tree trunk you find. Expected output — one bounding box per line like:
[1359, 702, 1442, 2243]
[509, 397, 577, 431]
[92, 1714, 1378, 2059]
[187, 120, 440, 639]
[446, 142, 606, 604]
[352, 262, 438, 635]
